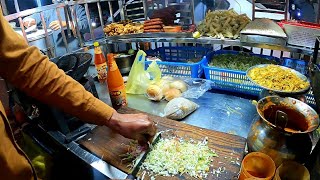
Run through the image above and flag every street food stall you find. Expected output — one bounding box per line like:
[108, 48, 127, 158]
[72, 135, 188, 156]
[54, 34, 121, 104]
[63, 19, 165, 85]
[2, 0, 320, 179]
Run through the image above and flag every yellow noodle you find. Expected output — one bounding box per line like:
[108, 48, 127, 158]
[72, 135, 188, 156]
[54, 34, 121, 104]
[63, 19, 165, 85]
[248, 65, 309, 92]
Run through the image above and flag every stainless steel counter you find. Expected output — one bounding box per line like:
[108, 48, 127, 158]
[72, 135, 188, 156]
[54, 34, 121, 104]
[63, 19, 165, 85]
[28, 66, 257, 179]
[90, 65, 258, 138]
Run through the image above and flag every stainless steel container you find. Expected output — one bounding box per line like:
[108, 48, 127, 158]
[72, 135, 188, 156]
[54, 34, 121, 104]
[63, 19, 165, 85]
[114, 54, 134, 74]
[247, 96, 319, 167]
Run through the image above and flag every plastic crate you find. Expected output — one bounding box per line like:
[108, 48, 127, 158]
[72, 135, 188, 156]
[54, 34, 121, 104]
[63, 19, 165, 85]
[282, 57, 308, 75]
[203, 50, 281, 96]
[145, 46, 211, 78]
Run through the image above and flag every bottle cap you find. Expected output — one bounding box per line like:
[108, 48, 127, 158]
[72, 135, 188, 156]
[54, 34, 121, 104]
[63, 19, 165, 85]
[93, 42, 99, 47]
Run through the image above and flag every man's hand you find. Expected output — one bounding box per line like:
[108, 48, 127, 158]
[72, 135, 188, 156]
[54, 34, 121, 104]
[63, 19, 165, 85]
[49, 20, 67, 30]
[23, 17, 36, 28]
[107, 111, 157, 145]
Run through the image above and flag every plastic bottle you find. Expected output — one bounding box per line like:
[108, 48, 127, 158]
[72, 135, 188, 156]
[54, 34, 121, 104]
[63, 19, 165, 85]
[107, 53, 127, 108]
[93, 42, 107, 83]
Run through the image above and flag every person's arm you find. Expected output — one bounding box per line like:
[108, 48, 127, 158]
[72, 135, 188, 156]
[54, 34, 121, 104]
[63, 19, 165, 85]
[0, 10, 156, 144]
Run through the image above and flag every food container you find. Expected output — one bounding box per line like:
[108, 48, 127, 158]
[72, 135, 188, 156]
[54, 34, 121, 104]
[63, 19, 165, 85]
[247, 96, 320, 167]
[239, 152, 276, 180]
[163, 26, 182, 32]
[202, 50, 280, 96]
[273, 161, 310, 180]
[114, 53, 135, 74]
[145, 46, 211, 78]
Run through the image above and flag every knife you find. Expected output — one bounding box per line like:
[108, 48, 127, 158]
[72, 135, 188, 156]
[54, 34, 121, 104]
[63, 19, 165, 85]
[126, 132, 162, 179]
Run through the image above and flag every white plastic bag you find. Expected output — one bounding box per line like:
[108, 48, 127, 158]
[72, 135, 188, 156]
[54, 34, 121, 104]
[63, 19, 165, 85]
[164, 97, 199, 120]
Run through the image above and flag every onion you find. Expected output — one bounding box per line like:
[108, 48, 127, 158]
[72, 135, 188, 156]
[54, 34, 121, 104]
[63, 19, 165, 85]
[146, 85, 163, 101]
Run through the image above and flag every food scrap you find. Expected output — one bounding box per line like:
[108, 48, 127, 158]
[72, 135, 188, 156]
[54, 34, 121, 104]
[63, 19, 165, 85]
[141, 137, 218, 178]
[119, 141, 147, 164]
[197, 9, 250, 39]
[248, 65, 310, 92]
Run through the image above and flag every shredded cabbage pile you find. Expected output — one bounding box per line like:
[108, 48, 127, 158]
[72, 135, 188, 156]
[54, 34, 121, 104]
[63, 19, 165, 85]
[141, 137, 218, 178]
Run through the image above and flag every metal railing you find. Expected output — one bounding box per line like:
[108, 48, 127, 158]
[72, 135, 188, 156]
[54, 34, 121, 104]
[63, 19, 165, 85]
[4, 0, 120, 58]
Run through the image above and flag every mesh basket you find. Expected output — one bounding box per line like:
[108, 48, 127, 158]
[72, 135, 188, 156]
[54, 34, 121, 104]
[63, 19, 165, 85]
[146, 46, 211, 78]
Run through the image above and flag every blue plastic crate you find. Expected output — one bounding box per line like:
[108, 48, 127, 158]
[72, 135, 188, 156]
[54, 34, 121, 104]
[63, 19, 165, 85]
[145, 46, 211, 78]
[281, 58, 317, 106]
[203, 50, 281, 96]
[282, 57, 308, 75]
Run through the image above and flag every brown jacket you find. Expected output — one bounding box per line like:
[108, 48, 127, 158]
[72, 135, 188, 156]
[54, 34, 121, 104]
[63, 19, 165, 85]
[0, 9, 115, 180]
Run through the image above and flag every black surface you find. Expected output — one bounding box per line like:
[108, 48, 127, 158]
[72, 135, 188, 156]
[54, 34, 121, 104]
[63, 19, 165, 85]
[23, 124, 109, 180]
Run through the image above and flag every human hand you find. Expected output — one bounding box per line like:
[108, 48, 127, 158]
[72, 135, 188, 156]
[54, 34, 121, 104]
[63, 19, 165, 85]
[23, 17, 36, 28]
[49, 20, 67, 30]
[107, 111, 157, 145]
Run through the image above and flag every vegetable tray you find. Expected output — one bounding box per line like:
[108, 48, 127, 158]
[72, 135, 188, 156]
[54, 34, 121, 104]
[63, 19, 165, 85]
[145, 46, 212, 78]
[202, 50, 281, 96]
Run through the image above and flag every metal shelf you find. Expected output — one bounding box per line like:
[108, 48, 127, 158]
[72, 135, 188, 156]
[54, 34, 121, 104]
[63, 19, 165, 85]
[104, 34, 315, 55]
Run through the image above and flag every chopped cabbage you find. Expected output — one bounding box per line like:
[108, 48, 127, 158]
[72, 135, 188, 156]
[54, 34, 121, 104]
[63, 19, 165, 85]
[141, 137, 218, 178]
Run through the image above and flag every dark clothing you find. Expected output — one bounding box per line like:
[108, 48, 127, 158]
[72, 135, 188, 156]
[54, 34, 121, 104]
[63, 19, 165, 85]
[293, 0, 316, 22]
[30, 5, 89, 57]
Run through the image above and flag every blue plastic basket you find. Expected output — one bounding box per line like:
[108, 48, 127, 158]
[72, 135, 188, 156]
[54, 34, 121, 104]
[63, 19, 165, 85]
[145, 46, 211, 78]
[203, 50, 281, 96]
[281, 57, 317, 106]
[282, 57, 308, 75]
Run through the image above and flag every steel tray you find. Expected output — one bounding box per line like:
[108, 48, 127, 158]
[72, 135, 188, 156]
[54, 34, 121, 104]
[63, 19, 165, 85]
[105, 32, 193, 40]
[246, 64, 310, 95]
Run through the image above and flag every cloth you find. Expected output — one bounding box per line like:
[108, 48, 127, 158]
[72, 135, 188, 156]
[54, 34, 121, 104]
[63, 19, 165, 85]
[0, 8, 114, 180]
[27, 5, 89, 57]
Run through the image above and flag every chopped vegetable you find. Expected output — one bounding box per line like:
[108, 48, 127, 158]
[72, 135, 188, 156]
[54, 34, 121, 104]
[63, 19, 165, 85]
[141, 137, 218, 178]
[119, 141, 147, 163]
[209, 53, 278, 71]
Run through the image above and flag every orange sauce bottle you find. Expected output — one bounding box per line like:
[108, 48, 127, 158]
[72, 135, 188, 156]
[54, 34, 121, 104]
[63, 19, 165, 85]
[107, 53, 127, 108]
[94, 42, 107, 83]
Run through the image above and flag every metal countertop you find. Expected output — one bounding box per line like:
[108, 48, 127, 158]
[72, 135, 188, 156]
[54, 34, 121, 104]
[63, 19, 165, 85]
[35, 67, 257, 179]
[91, 65, 258, 138]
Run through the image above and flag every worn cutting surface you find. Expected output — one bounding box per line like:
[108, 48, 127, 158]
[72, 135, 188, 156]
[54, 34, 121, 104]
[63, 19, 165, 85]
[78, 107, 246, 179]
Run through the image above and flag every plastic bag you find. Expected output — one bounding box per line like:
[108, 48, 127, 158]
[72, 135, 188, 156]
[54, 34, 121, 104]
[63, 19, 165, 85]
[164, 97, 199, 120]
[126, 50, 161, 94]
[182, 78, 213, 99]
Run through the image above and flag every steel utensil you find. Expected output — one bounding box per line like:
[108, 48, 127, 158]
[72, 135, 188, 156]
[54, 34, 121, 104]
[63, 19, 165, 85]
[246, 64, 310, 95]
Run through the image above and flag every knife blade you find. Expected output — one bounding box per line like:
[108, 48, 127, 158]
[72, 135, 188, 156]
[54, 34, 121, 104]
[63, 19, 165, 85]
[126, 132, 162, 179]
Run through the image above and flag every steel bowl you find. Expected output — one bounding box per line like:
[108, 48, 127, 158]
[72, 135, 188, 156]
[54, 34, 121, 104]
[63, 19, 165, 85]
[114, 53, 134, 74]
[246, 64, 310, 95]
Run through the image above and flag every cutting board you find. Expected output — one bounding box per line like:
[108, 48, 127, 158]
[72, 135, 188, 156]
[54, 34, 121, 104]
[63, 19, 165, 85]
[78, 107, 246, 179]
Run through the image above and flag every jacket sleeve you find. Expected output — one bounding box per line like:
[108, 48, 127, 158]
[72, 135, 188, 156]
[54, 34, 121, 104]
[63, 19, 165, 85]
[0, 10, 115, 126]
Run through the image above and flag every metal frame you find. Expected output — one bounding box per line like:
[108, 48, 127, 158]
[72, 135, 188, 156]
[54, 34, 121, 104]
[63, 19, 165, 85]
[252, 0, 289, 20]
[4, 0, 119, 58]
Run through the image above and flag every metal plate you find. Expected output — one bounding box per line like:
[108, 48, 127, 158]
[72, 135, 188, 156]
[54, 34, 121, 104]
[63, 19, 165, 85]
[240, 18, 287, 38]
[246, 64, 310, 95]
[240, 34, 287, 46]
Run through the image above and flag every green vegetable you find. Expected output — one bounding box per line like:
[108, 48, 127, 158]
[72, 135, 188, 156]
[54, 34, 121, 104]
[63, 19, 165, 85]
[128, 49, 135, 55]
[141, 137, 218, 178]
[209, 53, 278, 71]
